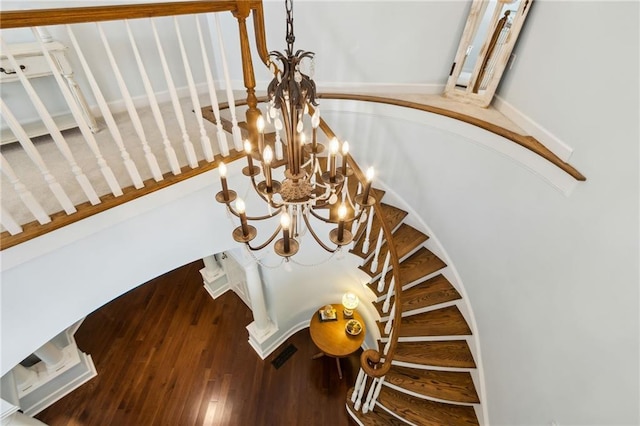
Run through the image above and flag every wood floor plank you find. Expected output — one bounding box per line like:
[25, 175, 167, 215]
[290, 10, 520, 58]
[36, 260, 360, 425]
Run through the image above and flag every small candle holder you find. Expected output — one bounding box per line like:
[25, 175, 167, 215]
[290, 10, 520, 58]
[274, 238, 299, 257]
[215, 190, 237, 204]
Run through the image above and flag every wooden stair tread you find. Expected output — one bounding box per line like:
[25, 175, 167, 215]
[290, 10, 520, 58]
[351, 203, 408, 258]
[386, 365, 480, 404]
[377, 385, 479, 426]
[346, 388, 407, 426]
[374, 274, 461, 315]
[360, 223, 429, 277]
[370, 247, 447, 298]
[379, 306, 472, 337]
[391, 340, 476, 369]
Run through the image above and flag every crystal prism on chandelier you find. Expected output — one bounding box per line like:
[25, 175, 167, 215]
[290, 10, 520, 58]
[216, 0, 376, 259]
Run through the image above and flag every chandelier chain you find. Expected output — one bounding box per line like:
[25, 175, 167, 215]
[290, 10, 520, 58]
[285, 0, 295, 55]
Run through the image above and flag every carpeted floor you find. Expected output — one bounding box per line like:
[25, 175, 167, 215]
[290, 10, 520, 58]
[1, 97, 232, 232]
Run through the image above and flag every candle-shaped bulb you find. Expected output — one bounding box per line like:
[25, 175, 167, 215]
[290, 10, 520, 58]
[299, 132, 306, 145]
[281, 212, 291, 253]
[361, 166, 374, 203]
[281, 212, 291, 230]
[263, 145, 273, 165]
[366, 166, 374, 182]
[244, 139, 252, 153]
[338, 203, 347, 220]
[337, 202, 347, 242]
[341, 141, 349, 174]
[329, 137, 339, 180]
[342, 141, 349, 156]
[219, 162, 227, 177]
[235, 198, 245, 214]
[330, 137, 339, 154]
[256, 116, 265, 133]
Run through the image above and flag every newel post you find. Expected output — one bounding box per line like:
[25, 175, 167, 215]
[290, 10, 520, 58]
[233, 0, 261, 144]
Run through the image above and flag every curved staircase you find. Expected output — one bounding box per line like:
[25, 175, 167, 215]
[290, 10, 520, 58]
[208, 107, 486, 425]
[346, 195, 483, 425]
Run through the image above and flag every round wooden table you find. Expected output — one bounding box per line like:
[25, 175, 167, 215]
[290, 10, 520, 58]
[309, 304, 366, 379]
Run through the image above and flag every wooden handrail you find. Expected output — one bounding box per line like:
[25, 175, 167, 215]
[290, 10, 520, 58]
[0, 1, 262, 28]
[313, 113, 402, 378]
[317, 93, 585, 181]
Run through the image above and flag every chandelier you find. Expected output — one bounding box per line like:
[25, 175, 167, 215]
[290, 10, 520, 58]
[216, 0, 375, 259]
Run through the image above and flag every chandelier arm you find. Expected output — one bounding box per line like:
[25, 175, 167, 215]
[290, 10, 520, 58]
[301, 209, 337, 253]
[306, 207, 334, 224]
[226, 204, 280, 221]
[306, 205, 362, 226]
[246, 224, 284, 251]
[248, 174, 287, 211]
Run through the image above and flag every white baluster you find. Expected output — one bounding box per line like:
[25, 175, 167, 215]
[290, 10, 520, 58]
[196, 15, 229, 157]
[33, 28, 123, 197]
[96, 23, 163, 182]
[0, 37, 99, 205]
[1, 99, 76, 214]
[351, 368, 365, 403]
[384, 302, 396, 335]
[362, 377, 378, 414]
[367, 377, 385, 412]
[354, 376, 367, 411]
[66, 25, 143, 189]
[175, 16, 214, 162]
[377, 252, 391, 292]
[36, 28, 98, 134]
[150, 19, 198, 168]
[1, 207, 23, 235]
[214, 15, 243, 152]
[370, 231, 383, 272]
[125, 20, 181, 175]
[0, 155, 50, 225]
[382, 276, 395, 313]
[362, 205, 374, 253]
[383, 338, 391, 356]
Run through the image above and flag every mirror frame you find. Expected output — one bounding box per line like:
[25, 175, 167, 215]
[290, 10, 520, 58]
[444, 0, 533, 107]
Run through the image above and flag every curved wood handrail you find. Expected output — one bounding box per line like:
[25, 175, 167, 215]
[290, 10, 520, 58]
[0, 1, 262, 28]
[317, 93, 586, 182]
[313, 114, 402, 378]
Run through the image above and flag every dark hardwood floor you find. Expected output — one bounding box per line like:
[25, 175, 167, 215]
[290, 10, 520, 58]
[36, 260, 360, 425]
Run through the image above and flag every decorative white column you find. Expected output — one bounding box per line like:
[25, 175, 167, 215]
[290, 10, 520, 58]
[200, 254, 229, 299]
[241, 253, 278, 359]
[2, 321, 97, 416]
[33, 343, 65, 371]
[10, 365, 37, 396]
[244, 260, 271, 333]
